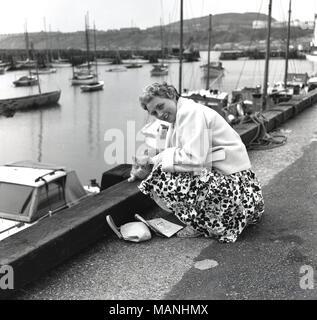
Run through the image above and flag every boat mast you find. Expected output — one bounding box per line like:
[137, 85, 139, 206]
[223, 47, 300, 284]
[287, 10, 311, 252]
[43, 17, 50, 66]
[206, 14, 212, 90]
[93, 22, 98, 81]
[24, 21, 30, 61]
[85, 12, 91, 73]
[33, 43, 42, 94]
[284, 0, 292, 89]
[160, 18, 164, 66]
[179, 0, 183, 94]
[48, 24, 52, 63]
[262, 0, 273, 111]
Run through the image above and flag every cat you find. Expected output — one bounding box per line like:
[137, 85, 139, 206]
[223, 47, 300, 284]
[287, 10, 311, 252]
[128, 154, 153, 182]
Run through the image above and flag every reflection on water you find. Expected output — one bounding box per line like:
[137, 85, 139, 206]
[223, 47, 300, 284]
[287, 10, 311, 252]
[37, 111, 43, 163]
[0, 51, 316, 185]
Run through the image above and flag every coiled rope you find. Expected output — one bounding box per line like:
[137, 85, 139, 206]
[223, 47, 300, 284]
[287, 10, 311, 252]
[242, 112, 287, 150]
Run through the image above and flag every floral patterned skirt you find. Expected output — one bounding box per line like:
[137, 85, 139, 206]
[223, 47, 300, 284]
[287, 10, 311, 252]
[138, 165, 264, 243]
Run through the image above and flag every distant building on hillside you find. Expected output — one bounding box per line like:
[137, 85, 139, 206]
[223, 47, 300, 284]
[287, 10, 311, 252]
[252, 19, 314, 30]
[252, 20, 268, 29]
[119, 27, 140, 32]
[300, 21, 314, 30]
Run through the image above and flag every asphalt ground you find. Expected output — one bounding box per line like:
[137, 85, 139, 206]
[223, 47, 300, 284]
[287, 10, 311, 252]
[13, 102, 317, 300]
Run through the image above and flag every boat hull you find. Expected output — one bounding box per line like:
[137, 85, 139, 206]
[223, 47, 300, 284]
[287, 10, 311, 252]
[305, 54, 317, 62]
[0, 90, 61, 114]
[71, 78, 97, 85]
[203, 69, 224, 78]
[31, 68, 57, 75]
[151, 70, 168, 76]
[125, 64, 142, 69]
[13, 78, 39, 87]
[50, 63, 72, 68]
[80, 81, 104, 92]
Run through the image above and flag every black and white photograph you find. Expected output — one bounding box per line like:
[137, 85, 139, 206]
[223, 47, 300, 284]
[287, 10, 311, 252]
[0, 0, 317, 304]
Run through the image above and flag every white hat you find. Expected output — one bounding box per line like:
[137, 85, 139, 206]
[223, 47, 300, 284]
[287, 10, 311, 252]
[106, 215, 152, 243]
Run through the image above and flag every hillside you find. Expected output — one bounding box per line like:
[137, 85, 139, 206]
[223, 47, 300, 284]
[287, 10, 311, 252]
[0, 12, 313, 52]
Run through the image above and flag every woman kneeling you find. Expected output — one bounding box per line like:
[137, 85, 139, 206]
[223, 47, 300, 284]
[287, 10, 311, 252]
[137, 82, 264, 243]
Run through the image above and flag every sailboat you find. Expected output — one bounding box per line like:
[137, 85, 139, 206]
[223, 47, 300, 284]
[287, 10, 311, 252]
[31, 18, 57, 75]
[1, 63, 61, 115]
[181, 13, 229, 113]
[0, 60, 10, 74]
[151, 19, 169, 76]
[268, 0, 308, 104]
[1, 43, 61, 115]
[305, 14, 317, 62]
[15, 22, 36, 69]
[13, 24, 38, 86]
[50, 28, 72, 68]
[13, 74, 38, 87]
[71, 14, 97, 86]
[80, 23, 104, 92]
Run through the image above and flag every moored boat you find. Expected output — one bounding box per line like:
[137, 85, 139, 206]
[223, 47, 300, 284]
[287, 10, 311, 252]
[0, 160, 92, 241]
[125, 63, 143, 69]
[71, 75, 97, 85]
[0, 90, 61, 115]
[305, 14, 317, 62]
[30, 68, 57, 75]
[80, 80, 104, 92]
[13, 75, 38, 87]
[105, 67, 127, 72]
[50, 58, 72, 68]
[201, 61, 225, 78]
[150, 64, 168, 76]
[15, 59, 37, 69]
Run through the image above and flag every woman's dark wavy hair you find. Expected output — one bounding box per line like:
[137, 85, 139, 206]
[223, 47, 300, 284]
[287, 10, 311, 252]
[139, 82, 180, 110]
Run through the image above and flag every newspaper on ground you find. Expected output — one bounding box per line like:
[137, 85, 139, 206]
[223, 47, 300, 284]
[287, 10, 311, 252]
[134, 213, 184, 238]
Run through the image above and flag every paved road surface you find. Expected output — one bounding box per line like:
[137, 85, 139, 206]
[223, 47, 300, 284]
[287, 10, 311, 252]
[14, 103, 317, 300]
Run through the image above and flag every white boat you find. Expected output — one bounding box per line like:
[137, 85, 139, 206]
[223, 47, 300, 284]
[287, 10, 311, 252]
[306, 50, 317, 62]
[96, 58, 113, 65]
[13, 75, 38, 87]
[0, 90, 61, 116]
[0, 161, 91, 241]
[50, 59, 72, 68]
[0, 62, 9, 74]
[15, 59, 37, 69]
[122, 58, 148, 64]
[305, 14, 317, 62]
[71, 75, 96, 85]
[80, 23, 104, 93]
[182, 89, 229, 112]
[31, 68, 57, 75]
[80, 80, 104, 92]
[307, 76, 317, 92]
[158, 56, 179, 63]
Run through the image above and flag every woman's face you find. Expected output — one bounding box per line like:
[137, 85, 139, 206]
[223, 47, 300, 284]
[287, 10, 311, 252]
[145, 96, 177, 123]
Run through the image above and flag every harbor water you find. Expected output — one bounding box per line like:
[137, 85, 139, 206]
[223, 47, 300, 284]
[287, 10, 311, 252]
[0, 51, 316, 185]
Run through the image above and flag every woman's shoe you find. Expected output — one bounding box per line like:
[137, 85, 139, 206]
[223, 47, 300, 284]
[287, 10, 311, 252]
[176, 225, 204, 238]
[106, 215, 122, 239]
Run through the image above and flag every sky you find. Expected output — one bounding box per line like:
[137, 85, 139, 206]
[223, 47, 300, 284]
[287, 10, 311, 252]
[0, 0, 316, 34]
